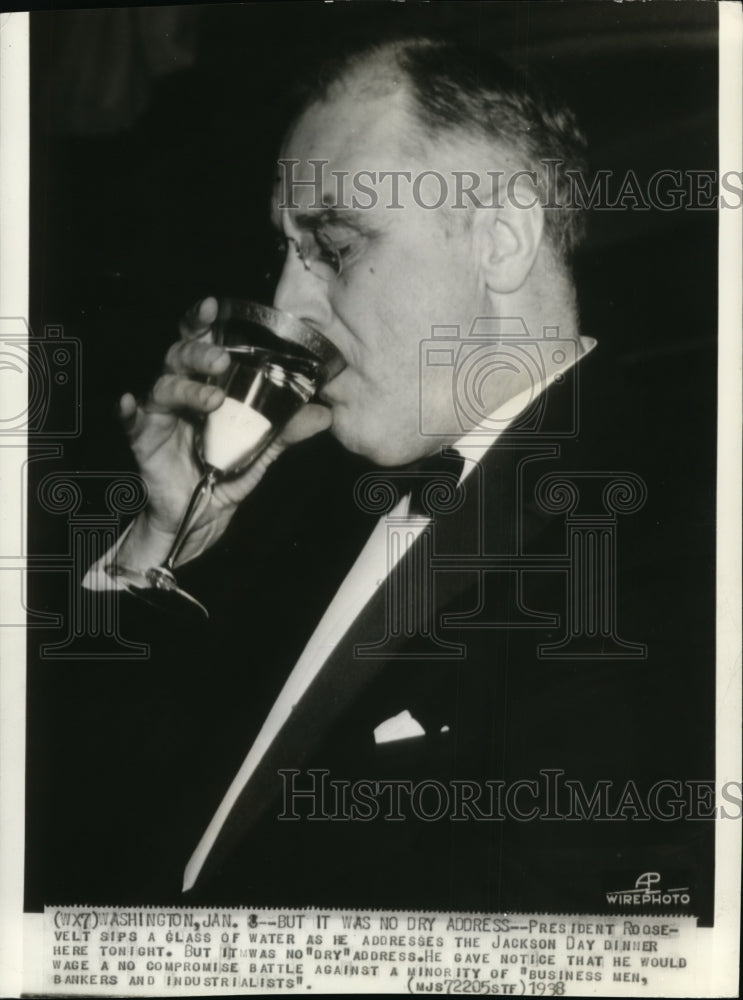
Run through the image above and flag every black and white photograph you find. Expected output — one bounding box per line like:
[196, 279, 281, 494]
[0, 2, 740, 996]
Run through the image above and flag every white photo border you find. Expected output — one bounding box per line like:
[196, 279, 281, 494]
[0, 5, 741, 997]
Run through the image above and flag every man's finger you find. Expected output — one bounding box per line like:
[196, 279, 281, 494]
[149, 374, 225, 414]
[178, 296, 219, 342]
[118, 392, 148, 441]
[164, 339, 230, 376]
[277, 402, 333, 446]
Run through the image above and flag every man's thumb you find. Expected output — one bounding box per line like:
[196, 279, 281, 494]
[278, 402, 333, 446]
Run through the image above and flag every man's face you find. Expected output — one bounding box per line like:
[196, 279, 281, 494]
[271, 87, 488, 466]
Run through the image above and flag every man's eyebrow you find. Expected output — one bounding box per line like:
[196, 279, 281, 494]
[293, 207, 378, 234]
[269, 205, 382, 239]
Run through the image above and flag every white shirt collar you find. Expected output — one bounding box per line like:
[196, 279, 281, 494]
[450, 335, 597, 483]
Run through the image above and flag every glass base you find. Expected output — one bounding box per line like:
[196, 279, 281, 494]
[108, 564, 209, 619]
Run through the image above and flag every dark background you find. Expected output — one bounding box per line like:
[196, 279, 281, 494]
[25, 2, 719, 918]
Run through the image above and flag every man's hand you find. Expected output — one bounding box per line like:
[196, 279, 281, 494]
[116, 297, 332, 571]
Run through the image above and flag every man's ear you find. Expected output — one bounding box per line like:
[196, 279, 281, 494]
[474, 175, 545, 294]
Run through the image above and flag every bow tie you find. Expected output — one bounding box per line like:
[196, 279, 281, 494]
[407, 449, 466, 517]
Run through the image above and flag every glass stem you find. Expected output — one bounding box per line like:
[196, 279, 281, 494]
[161, 467, 219, 574]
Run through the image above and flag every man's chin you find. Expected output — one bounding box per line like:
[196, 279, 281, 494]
[330, 424, 392, 465]
[330, 419, 436, 468]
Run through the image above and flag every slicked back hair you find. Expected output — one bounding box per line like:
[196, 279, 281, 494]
[295, 36, 588, 263]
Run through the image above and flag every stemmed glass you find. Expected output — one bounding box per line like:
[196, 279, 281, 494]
[109, 299, 344, 617]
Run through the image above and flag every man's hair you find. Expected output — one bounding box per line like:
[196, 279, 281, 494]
[297, 36, 588, 262]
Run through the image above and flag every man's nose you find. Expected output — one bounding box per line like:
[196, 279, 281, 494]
[272, 252, 333, 332]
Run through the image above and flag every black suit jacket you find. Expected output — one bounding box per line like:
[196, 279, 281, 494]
[26, 343, 716, 923]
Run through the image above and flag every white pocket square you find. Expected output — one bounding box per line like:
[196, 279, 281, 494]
[374, 709, 425, 744]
